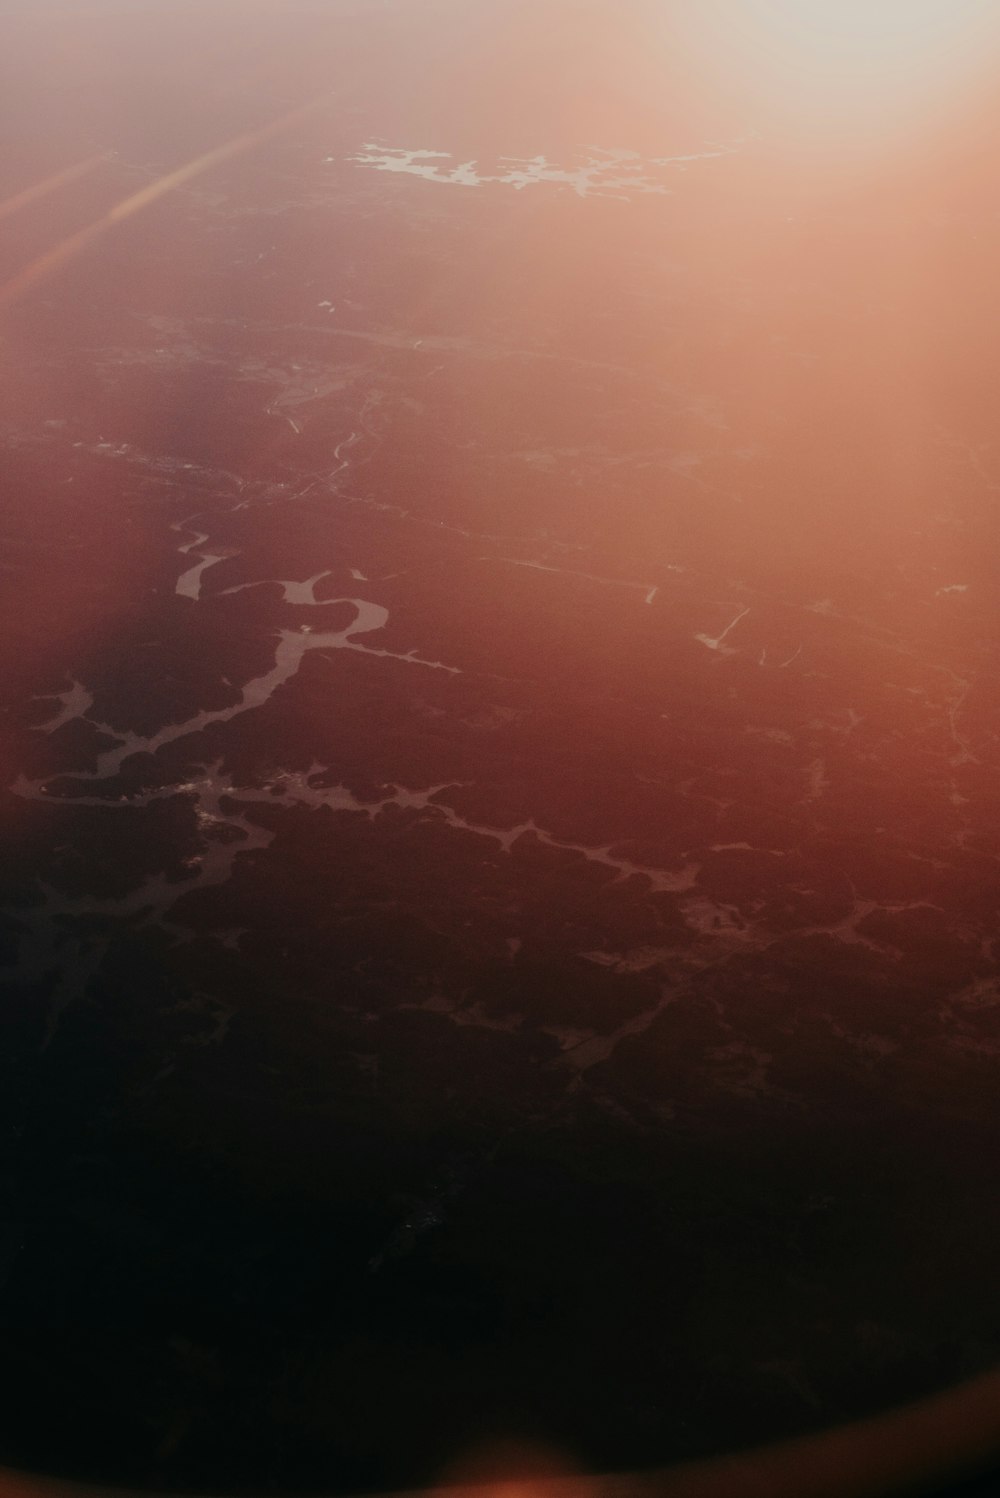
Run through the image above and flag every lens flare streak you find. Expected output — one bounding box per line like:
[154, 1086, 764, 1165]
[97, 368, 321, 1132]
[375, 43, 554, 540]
[0, 96, 330, 312]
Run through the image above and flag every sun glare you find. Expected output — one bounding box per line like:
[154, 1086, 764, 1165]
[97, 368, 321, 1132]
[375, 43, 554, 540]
[740, 0, 990, 62]
[666, 0, 1000, 141]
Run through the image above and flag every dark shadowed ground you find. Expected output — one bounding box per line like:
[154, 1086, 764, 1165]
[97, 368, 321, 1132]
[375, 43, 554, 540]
[3, 2, 1000, 1492]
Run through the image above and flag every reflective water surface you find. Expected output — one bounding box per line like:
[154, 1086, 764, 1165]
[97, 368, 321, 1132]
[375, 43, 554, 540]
[3, 2, 1000, 1490]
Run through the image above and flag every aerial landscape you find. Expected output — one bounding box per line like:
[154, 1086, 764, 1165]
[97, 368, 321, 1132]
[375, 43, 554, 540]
[3, 1, 1000, 1493]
